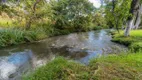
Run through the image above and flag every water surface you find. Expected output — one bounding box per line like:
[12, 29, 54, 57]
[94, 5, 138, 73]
[0, 30, 127, 80]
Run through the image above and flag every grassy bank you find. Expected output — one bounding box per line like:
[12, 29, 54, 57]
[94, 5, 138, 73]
[0, 15, 107, 48]
[23, 52, 142, 80]
[90, 52, 142, 80]
[0, 24, 106, 48]
[0, 19, 79, 48]
[0, 28, 47, 48]
[23, 57, 90, 80]
[112, 30, 142, 52]
[0, 27, 88, 48]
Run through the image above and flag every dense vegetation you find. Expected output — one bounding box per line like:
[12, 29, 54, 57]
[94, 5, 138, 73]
[0, 0, 107, 47]
[0, 28, 47, 47]
[105, 0, 142, 36]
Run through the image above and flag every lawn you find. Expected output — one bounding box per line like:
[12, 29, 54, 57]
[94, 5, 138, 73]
[112, 30, 142, 52]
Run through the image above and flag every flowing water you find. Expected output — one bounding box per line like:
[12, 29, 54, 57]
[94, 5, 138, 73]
[0, 30, 127, 80]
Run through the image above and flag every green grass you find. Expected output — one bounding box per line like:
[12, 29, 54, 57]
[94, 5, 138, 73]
[23, 57, 90, 80]
[90, 52, 142, 80]
[23, 52, 142, 80]
[0, 28, 47, 48]
[112, 30, 142, 52]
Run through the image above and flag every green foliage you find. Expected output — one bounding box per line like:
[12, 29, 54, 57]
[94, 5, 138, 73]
[0, 0, 106, 47]
[0, 4, 14, 16]
[50, 0, 95, 32]
[92, 12, 107, 30]
[105, 0, 132, 28]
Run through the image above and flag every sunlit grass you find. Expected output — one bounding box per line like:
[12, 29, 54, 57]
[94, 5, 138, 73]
[112, 30, 142, 52]
[129, 30, 142, 37]
[0, 18, 16, 28]
[113, 30, 142, 39]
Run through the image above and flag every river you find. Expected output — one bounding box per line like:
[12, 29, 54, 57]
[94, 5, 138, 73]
[0, 29, 127, 80]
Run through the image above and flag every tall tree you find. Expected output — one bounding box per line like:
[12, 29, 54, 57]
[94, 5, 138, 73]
[124, 0, 140, 36]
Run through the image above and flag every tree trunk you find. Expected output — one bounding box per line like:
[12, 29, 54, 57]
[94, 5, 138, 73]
[124, 0, 140, 36]
[124, 18, 134, 36]
[33, 0, 41, 11]
[26, 0, 41, 30]
[134, 4, 142, 29]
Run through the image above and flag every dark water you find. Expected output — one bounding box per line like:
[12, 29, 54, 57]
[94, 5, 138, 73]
[0, 30, 127, 80]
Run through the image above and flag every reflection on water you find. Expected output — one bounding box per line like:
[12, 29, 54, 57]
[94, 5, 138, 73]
[0, 50, 32, 80]
[0, 29, 127, 80]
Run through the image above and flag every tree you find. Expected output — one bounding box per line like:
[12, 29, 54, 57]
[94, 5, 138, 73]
[1, 0, 50, 29]
[133, 3, 142, 29]
[25, 0, 43, 29]
[105, 0, 131, 32]
[105, 0, 142, 36]
[92, 7, 107, 29]
[124, 0, 140, 36]
[50, 0, 95, 31]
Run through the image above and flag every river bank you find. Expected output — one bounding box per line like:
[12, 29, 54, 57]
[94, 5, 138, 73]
[0, 27, 81, 48]
[112, 30, 142, 52]
[23, 52, 142, 80]
[0, 27, 103, 48]
[0, 28, 47, 48]
[23, 30, 142, 80]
